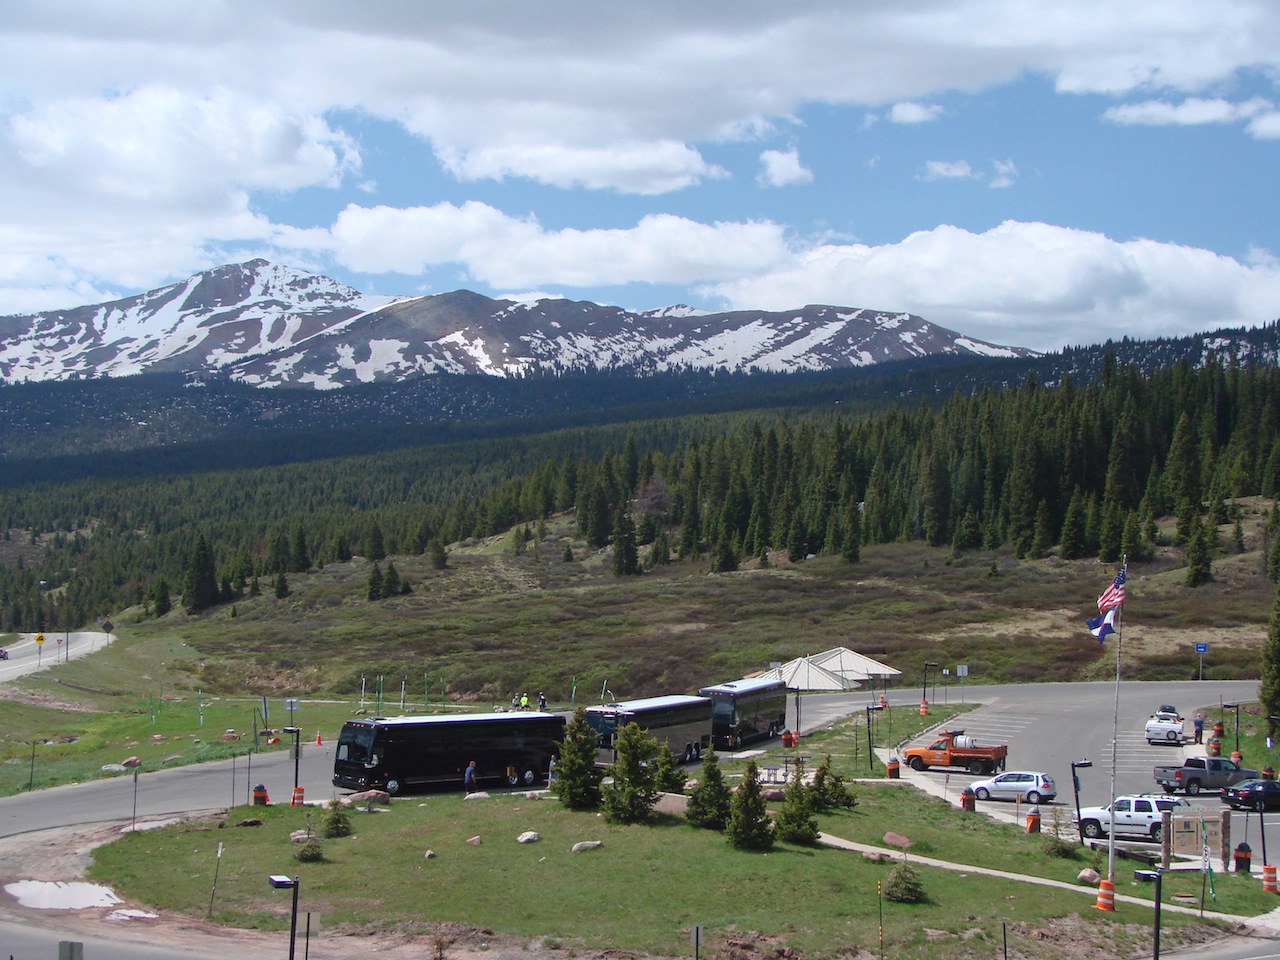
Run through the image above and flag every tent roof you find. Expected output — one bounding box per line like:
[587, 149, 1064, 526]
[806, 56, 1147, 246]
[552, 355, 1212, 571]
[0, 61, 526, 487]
[809, 646, 901, 679]
[757, 657, 855, 691]
[756, 646, 901, 692]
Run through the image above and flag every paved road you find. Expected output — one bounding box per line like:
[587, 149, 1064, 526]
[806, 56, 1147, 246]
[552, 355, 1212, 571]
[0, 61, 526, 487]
[0, 631, 113, 681]
[1, 677, 1275, 959]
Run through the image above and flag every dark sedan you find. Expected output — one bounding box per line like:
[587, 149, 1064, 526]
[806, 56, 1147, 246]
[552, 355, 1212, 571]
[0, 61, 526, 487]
[1222, 778, 1280, 811]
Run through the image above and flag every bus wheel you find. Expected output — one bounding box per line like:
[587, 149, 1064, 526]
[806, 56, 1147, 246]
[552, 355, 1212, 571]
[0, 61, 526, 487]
[767, 723, 777, 739]
[522, 767, 536, 786]
[693, 744, 701, 761]
[683, 745, 694, 764]
[385, 777, 401, 796]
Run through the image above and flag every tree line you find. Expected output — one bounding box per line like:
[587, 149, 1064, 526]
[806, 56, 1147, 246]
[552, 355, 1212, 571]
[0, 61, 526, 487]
[2, 354, 1280, 630]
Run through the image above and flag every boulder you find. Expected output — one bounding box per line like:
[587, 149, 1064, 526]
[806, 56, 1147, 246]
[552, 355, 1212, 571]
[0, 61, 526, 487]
[233, 818, 263, 828]
[883, 831, 912, 850]
[571, 840, 604, 853]
[762, 788, 786, 801]
[162, 755, 182, 765]
[121, 756, 141, 768]
[346, 790, 390, 805]
[290, 830, 312, 843]
[517, 831, 540, 844]
[464, 791, 491, 800]
[1077, 867, 1102, 886]
[425, 849, 437, 859]
[466, 835, 482, 846]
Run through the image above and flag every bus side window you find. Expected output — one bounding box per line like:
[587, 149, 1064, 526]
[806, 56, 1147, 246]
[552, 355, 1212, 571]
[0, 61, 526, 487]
[336, 744, 347, 761]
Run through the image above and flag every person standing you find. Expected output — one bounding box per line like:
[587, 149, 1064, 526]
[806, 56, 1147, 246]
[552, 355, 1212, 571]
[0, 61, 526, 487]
[1194, 712, 1204, 744]
[464, 760, 478, 793]
[547, 754, 558, 785]
[538, 691, 547, 712]
[520, 692, 529, 711]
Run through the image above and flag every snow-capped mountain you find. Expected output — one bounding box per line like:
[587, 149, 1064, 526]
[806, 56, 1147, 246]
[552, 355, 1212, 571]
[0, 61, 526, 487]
[0, 260, 1032, 389]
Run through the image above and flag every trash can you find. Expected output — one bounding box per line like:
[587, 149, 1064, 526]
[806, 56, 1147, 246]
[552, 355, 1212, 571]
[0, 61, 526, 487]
[1213, 720, 1225, 739]
[886, 756, 900, 779]
[252, 784, 269, 805]
[1232, 750, 1244, 765]
[1235, 842, 1252, 874]
[1025, 804, 1041, 834]
[1264, 765, 1275, 781]
[1208, 737, 1221, 757]
[960, 787, 976, 812]
[781, 730, 794, 748]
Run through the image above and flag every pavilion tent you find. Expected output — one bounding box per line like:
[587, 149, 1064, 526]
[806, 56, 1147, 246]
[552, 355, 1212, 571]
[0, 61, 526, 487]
[808, 647, 901, 686]
[757, 657, 858, 692]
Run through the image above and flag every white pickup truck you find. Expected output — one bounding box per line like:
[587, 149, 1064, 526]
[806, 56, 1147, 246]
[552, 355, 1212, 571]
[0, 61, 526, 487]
[1145, 709, 1184, 744]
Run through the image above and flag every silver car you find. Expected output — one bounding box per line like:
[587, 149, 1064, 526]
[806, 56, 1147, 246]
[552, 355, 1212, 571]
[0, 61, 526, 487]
[970, 770, 1056, 803]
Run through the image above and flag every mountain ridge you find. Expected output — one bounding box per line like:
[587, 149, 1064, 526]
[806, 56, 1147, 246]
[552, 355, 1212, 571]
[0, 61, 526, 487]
[0, 260, 1031, 389]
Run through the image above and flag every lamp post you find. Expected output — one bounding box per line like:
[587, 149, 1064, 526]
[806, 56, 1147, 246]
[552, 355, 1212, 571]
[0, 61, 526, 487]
[1222, 703, 1241, 756]
[1135, 869, 1163, 959]
[268, 874, 300, 960]
[1070, 759, 1092, 845]
[921, 661, 938, 714]
[283, 726, 301, 790]
[865, 703, 883, 772]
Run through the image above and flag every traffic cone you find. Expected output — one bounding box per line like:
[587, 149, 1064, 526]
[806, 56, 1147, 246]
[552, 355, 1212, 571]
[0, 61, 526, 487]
[315, 731, 323, 746]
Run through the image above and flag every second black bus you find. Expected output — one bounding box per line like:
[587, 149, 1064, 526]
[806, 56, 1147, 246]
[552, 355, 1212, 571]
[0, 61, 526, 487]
[698, 677, 789, 749]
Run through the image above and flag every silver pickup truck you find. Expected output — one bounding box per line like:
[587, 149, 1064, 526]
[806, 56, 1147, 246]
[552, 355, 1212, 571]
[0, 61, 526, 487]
[1153, 756, 1257, 795]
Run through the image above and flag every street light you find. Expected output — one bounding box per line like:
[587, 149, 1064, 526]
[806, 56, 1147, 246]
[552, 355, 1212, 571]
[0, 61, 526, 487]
[921, 661, 939, 714]
[1070, 759, 1092, 845]
[1222, 703, 1241, 756]
[283, 726, 301, 791]
[1135, 869, 1164, 960]
[268, 874, 300, 960]
[864, 703, 884, 772]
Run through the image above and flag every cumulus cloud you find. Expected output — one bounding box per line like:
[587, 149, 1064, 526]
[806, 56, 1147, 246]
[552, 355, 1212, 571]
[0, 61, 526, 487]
[701, 221, 1280, 352]
[757, 148, 813, 187]
[889, 102, 944, 124]
[1103, 96, 1275, 130]
[989, 159, 1018, 189]
[278, 202, 792, 288]
[921, 160, 979, 182]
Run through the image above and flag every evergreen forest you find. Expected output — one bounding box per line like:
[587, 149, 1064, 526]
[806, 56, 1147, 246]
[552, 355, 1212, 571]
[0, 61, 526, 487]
[2, 354, 1280, 644]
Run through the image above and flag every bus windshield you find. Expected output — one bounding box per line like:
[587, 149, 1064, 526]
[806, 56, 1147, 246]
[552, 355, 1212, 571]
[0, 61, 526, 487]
[336, 724, 375, 763]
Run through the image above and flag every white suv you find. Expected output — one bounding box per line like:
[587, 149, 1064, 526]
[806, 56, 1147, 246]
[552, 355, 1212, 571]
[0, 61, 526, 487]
[1074, 794, 1190, 843]
[1145, 710, 1185, 744]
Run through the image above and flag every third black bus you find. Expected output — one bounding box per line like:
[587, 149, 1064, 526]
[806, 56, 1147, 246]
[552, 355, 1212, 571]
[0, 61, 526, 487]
[698, 677, 789, 749]
[332, 712, 565, 795]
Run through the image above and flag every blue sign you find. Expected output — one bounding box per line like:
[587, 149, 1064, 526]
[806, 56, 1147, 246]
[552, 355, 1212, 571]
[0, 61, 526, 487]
[1195, 642, 1208, 654]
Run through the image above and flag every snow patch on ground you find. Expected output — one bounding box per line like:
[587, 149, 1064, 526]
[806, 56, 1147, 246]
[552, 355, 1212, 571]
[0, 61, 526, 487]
[4, 879, 121, 909]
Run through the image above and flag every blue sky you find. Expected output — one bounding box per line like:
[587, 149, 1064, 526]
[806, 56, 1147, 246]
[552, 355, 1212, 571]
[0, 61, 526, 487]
[0, 1, 1277, 352]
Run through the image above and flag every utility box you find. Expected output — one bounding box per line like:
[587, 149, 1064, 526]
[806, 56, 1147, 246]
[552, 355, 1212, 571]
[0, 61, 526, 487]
[59, 942, 85, 960]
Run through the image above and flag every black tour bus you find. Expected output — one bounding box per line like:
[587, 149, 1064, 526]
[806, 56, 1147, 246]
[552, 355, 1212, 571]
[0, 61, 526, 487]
[698, 677, 789, 749]
[584, 695, 713, 764]
[332, 711, 565, 795]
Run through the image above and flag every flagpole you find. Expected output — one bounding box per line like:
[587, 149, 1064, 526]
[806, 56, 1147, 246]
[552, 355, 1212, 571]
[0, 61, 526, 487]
[1107, 557, 1128, 889]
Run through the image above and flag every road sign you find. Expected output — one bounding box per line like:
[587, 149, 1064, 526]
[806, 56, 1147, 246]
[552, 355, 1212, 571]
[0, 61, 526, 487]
[35, 633, 44, 646]
[1195, 642, 1208, 654]
[101, 620, 114, 634]
[956, 664, 969, 677]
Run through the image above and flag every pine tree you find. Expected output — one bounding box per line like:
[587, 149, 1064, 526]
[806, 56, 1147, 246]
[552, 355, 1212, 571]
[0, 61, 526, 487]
[726, 760, 773, 850]
[1261, 587, 1280, 722]
[652, 742, 687, 795]
[561, 542, 574, 563]
[600, 722, 659, 824]
[182, 533, 219, 614]
[553, 707, 602, 810]
[710, 536, 739, 573]
[611, 509, 639, 576]
[842, 499, 862, 563]
[772, 760, 819, 844]
[273, 571, 289, 598]
[367, 563, 384, 601]
[153, 579, 172, 617]
[382, 561, 401, 598]
[1185, 516, 1214, 587]
[647, 528, 670, 567]
[1058, 489, 1086, 559]
[366, 521, 386, 562]
[333, 534, 353, 563]
[686, 750, 732, 830]
[809, 754, 857, 810]
[427, 537, 448, 570]
[290, 528, 310, 573]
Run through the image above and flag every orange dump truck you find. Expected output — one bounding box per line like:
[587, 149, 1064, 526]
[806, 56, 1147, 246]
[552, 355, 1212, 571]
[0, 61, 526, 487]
[902, 729, 1008, 775]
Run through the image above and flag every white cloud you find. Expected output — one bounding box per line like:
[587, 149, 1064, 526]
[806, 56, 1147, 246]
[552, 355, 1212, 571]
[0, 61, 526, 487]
[921, 160, 979, 182]
[701, 221, 1280, 353]
[889, 102, 944, 124]
[1103, 96, 1274, 129]
[280, 202, 792, 288]
[757, 149, 813, 187]
[989, 159, 1018, 189]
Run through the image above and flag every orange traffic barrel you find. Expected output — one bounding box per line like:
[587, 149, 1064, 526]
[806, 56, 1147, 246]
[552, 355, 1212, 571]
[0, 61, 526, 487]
[1263, 863, 1277, 894]
[290, 785, 305, 806]
[919, 699, 929, 716]
[1094, 879, 1115, 911]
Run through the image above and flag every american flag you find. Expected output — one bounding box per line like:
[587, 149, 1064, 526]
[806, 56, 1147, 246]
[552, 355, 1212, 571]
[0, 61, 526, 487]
[1098, 567, 1126, 612]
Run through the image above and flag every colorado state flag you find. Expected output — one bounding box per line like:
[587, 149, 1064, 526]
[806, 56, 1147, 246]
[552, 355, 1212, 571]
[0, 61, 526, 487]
[1085, 608, 1116, 644]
